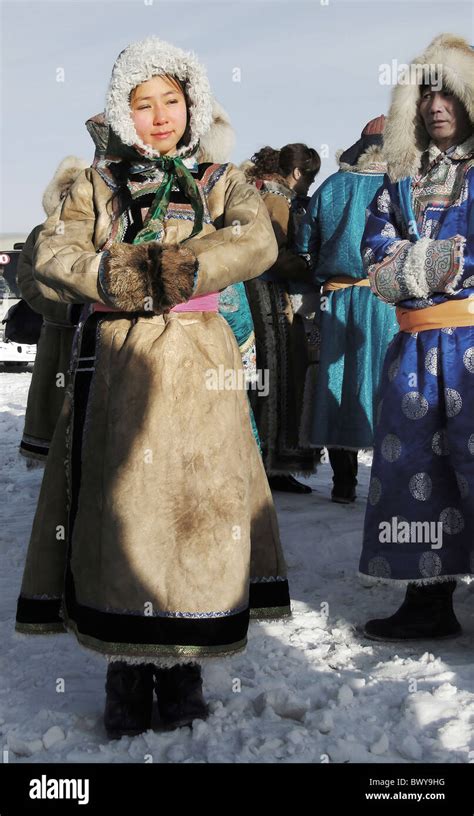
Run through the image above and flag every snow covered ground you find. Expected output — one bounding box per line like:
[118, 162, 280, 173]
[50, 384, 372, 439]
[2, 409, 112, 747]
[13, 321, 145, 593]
[1, 366, 473, 764]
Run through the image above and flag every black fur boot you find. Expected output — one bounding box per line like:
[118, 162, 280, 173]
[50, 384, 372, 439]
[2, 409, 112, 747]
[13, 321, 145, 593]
[104, 661, 155, 739]
[153, 662, 209, 730]
[364, 580, 462, 641]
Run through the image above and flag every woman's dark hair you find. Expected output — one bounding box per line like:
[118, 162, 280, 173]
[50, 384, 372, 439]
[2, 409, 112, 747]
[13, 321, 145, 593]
[249, 143, 321, 180]
[248, 146, 281, 177]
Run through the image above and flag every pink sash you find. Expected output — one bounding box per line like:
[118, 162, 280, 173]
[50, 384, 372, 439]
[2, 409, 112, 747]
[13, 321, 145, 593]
[171, 292, 218, 312]
[92, 291, 218, 314]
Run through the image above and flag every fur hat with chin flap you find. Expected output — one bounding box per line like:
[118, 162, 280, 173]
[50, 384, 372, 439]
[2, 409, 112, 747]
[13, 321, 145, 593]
[42, 155, 89, 216]
[104, 36, 214, 158]
[383, 34, 474, 182]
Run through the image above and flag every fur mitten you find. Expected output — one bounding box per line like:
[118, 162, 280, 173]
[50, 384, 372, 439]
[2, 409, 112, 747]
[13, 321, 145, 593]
[369, 236, 466, 304]
[99, 243, 197, 312]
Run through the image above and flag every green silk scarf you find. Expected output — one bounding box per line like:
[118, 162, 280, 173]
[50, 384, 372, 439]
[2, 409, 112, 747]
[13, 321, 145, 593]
[130, 153, 204, 244]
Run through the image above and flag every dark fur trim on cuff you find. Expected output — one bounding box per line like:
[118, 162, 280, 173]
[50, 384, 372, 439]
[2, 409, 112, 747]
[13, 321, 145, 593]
[151, 245, 197, 311]
[99, 244, 197, 313]
[99, 244, 152, 311]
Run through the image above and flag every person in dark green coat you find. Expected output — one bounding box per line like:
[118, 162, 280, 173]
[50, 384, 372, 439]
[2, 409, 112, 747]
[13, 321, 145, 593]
[18, 156, 88, 462]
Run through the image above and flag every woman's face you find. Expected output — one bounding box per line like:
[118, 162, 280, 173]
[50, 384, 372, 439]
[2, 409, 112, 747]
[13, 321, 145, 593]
[130, 75, 188, 156]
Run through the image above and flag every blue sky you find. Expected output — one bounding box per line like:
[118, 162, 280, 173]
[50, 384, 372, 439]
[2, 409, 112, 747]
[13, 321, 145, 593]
[1, 0, 472, 233]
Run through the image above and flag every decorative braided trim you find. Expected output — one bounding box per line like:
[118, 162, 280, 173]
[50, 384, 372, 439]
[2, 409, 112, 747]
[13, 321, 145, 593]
[18, 593, 62, 601]
[201, 162, 228, 194]
[21, 433, 51, 446]
[15, 622, 67, 635]
[316, 444, 364, 452]
[357, 570, 470, 588]
[68, 596, 248, 619]
[65, 617, 247, 659]
[250, 606, 292, 620]
[106, 653, 222, 667]
[446, 236, 466, 293]
[261, 179, 294, 202]
[250, 576, 287, 583]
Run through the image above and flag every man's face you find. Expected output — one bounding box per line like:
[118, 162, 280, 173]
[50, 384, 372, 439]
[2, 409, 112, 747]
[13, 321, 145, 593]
[419, 87, 472, 149]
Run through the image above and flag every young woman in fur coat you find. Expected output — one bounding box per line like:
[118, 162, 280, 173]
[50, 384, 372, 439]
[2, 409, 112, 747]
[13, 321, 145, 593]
[17, 107, 290, 619]
[359, 34, 474, 641]
[15, 36, 284, 737]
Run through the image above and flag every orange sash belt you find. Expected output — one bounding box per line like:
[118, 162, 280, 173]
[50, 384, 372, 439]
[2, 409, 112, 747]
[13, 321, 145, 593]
[397, 299, 474, 332]
[322, 275, 370, 292]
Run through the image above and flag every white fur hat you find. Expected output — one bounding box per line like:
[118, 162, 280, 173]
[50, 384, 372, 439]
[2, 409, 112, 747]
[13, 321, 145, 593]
[104, 36, 214, 158]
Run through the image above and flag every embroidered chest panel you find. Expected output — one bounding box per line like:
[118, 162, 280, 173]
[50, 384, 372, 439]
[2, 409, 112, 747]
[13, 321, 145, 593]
[106, 162, 228, 246]
[412, 159, 473, 238]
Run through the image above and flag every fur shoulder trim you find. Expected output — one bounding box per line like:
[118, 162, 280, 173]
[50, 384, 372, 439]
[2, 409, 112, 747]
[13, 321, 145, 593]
[337, 144, 386, 173]
[239, 160, 258, 185]
[42, 155, 89, 216]
[104, 36, 213, 159]
[384, 33, 474, 181]
[197, 98, 235, 163]
[260, 175, 293, 197]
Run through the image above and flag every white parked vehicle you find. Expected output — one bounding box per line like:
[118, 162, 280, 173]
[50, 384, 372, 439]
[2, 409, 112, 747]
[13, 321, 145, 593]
[0, 244, 37, 368]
